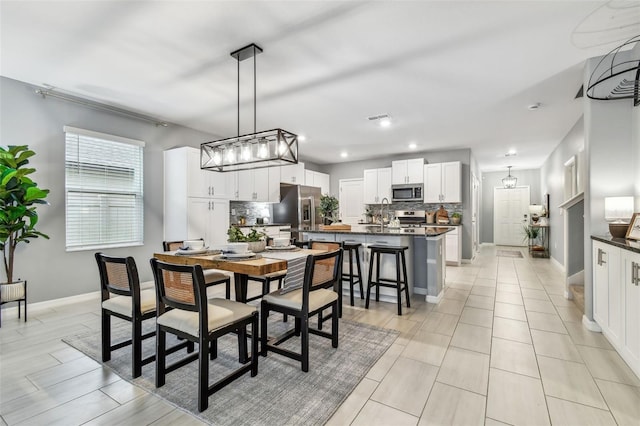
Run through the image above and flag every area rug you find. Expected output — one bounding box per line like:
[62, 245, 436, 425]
[63, 316, 398, 425]
[496, 250, 524, 258]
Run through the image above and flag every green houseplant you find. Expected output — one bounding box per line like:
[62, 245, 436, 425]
[0, 146, 50, 284]
[227, 225, 266, 252]
[451, 212, 462, 225]
[319, 194, 339, 225]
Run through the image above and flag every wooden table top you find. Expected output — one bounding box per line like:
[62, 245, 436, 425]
[153, 249, 325, 276]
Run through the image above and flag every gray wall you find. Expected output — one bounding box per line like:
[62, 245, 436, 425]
[323, 149, 474, 260]
[539, 116, 585, 267]
[0, 77, 220, 303]
[480, 169, 541, 244]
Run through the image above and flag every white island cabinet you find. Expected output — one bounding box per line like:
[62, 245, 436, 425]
[592, 237, 640, 379]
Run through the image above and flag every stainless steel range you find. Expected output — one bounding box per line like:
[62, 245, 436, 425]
[395, 210, 427, 228]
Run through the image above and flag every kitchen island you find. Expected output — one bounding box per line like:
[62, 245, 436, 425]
[300, 225, 453, 304]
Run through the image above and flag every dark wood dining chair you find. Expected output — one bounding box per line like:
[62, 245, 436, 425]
[309, 240, 343, 328]
[150, 258, 259, 412]
[95, 252, 192, 378]
[260, 248, 342, 372]
[163, 239, 231, 299]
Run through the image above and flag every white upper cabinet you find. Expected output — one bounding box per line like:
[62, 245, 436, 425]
[280, 162, 305, 184]
[305, 169, 331, 194]
[233, 167, 280, 202]
[363, 167, 392, 204]
[183, 147, 229, 198]
[392, 158, 424, 184]
[424, 161, 461, 203]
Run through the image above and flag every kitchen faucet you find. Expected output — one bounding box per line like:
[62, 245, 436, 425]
[380, 197, 390, 232]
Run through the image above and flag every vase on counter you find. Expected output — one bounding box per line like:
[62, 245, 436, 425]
[247, 240, 266, 253]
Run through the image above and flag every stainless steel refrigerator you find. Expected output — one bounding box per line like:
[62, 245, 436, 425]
[272, 184, 322, 242]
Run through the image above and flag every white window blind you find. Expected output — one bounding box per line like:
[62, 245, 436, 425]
[64, 126, 144, 251]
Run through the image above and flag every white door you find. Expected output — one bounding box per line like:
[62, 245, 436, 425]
[339, 179, 364, 224]
[494, 186, 530, 246]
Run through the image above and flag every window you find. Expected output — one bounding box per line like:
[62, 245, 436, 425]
[64, 126, 144, 251]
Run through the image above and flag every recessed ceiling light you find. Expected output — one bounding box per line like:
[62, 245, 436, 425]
[340, 152, 348, 158]
[409, 143, 417, 149]
[528, 103, 542, 110]
[367, 113, 392, 128]
[506, 149, 517, 157]
[379, 117, 391, 128]
[298, 134, 306, 142]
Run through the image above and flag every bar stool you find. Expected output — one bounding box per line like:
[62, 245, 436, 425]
[341, 241, 364, 306]
[365, 245, 410, 315]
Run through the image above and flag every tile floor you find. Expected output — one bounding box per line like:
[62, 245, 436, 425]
[1, 245, 640, 425]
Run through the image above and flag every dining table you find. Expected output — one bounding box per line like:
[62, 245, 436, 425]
[153, 248, 326, 303]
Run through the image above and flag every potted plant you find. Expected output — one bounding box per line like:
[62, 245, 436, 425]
[227, 225, 267, 252]
[319, 194, 339, 225]
[0, 146, 50, 318]
[451, 212, 462, 225]
[522, 224, 543, 252]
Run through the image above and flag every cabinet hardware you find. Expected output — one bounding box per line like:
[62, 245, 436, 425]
[633, 261, 639, 286]
[597, 248, 607, 266]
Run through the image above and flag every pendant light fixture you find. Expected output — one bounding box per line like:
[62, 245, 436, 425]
[502, 166, 517, 189]
[201, 43, 298, 172]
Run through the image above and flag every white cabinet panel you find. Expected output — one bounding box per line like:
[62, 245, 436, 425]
[392, 159, 424, 184]
[187, 198, 229, 246]
[593, 241, 612, 328]
[424, 161, 461, 203]
[186, 147, 229, 198]
[232, 167, 280, 202]
[445, 227, 461, 265]
[621, 249, 640, 368]
[280, 162, 305, 184]
[305, 170, 331, 195]
[364, 168, 392, 203]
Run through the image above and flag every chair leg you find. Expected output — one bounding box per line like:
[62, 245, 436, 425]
[318, 310, 323, 330]
[132, 318, 143, 377]
[210, 339, 217, 360]
[260, 301, 268, 356]
[365, 252, 374, 309]
[349, 248, 355, 306]
[401, 251, 410, 308]
[375, 253, 381, 302]
[295, 318, 301, 336]
[238, 326, 248, 364]
[356, 248, 364, 299]
[18, 300, 21, 319]
[156, 327, 166, 388]
[301, 317, 309, 372]
[198, 336, 209, 412]
[332, 302, 339, 348]
[101, 311, 111, 362]
[396, 252, 402, 316]
[251, 313, 258, 377]
[23, 298, 27, 322]
[225, 278, 231, 300]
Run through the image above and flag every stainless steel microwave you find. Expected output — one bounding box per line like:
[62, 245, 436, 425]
[391, 184, 423, 202]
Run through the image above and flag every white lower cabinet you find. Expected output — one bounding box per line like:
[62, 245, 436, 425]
[442, 226, 461, 266]
[592, 239, 640, 379]
[174, 198, 229, 247]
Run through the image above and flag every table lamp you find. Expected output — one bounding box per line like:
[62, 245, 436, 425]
[604, 196, 634, 238]
[529, 205, 544, 223]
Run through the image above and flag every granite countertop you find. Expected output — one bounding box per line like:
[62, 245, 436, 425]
[298, 225, 455, 237]
[591, 235, 640, 254]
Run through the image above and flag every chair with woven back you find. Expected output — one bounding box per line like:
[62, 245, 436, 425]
[95, 252, 192, 378]
[242, 237, 288, 303]
[260, 248, 343, 372]
[150, 258, 259, 412]
[163, 239, 231, 299]
[308, 240, 343, 328]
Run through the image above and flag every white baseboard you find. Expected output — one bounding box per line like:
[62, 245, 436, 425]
[582, 315, 602, 332]
[550, 256, 565, 273]
[567, 270, 584, 286]
[426, 290, 444, 304]
[413, 288, 428, 296]
[1, 291, 99, 315]
[461, 259, 472, 264]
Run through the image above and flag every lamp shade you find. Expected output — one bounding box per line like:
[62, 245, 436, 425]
[529, 205, 544, 216]
[604, 196, 634, 222]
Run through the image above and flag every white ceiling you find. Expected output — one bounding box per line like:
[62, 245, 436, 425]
[2, 1, 639, 171]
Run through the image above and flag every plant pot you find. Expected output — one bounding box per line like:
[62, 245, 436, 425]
[451, 217, 461, 225]
[323, 217, 333, 225]
[0, 281, 26, 303]
[247, 240, 266, 253]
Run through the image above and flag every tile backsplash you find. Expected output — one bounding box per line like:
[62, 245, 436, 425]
[366, 201, 463, 218]
[229, 201, 273, 225]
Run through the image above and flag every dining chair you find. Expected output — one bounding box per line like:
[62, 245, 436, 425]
[260, 248, 342, 372]
[95, 252, 192, 378]
[150, 258, 259, 412]
[308, 240, 343, 328]
[163, 239, 232, 299]
[244, 238, 287, 303]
